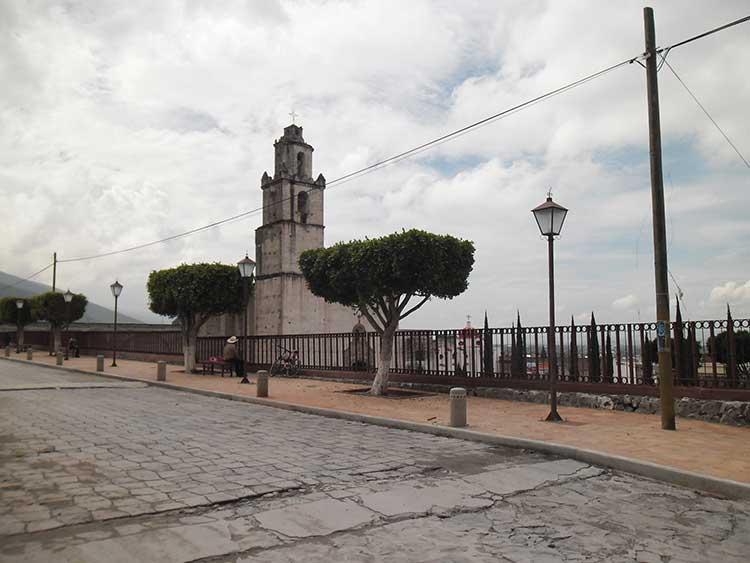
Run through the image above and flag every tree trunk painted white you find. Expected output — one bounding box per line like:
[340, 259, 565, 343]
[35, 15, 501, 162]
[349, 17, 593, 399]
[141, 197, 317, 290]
[371, 320, 398, 396]
[181, 313, 208, 373]
[182, 329, 198, 373]
[53, 327, 61, 353]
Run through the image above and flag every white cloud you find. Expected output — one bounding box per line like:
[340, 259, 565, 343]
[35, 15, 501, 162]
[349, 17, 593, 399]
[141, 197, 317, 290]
[612, 294, 639, 311]
[709, 281, 750, 305]
[1, 0, 749, 327]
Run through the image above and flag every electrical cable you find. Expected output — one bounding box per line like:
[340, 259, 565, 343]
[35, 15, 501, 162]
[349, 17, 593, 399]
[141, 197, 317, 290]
[39, 13, 750, 267]
[0, 263, 54, 293]
[662, 58, 750, 169]
[657, 14, 750, 54]
[59, 57, 634, 264]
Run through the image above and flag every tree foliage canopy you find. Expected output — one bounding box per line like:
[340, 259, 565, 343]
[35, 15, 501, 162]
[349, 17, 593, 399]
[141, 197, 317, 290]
[709, 330, 750, 376]
[148, 263, 248, 373]
[300, 229, 474, 329]
[0, 297, 35, 326]
[147, 263, 244, 323]
[300, 229, 474, 395]
[31, 292, 87, 327]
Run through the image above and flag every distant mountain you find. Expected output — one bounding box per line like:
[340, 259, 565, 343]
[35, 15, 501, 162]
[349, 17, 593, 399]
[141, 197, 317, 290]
[0, 271, 142, 324]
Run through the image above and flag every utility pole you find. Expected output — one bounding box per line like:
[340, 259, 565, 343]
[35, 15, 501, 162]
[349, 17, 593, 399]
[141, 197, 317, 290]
[644, 7, 675, 430]
[50, 252, 58, 355]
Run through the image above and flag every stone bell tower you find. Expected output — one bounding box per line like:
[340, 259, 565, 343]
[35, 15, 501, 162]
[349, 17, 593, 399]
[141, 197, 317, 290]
[254, 124, 353, 335]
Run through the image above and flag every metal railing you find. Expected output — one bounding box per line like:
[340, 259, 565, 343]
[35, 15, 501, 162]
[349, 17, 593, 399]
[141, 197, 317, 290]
[5, 315, 747, 392]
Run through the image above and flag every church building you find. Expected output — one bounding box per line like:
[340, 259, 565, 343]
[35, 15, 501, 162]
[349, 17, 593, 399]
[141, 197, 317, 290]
[201, 124, 355, 336]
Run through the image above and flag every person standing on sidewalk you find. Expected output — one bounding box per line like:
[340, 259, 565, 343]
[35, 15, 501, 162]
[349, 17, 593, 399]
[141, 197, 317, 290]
[223, 336, 242, 377]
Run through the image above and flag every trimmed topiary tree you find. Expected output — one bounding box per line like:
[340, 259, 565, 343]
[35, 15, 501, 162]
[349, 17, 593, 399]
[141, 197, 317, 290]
[31, 291, 87, 352]
[147, 263, 244, 372]
[300, 229, 475, 395]
[0, 297, 36, 350]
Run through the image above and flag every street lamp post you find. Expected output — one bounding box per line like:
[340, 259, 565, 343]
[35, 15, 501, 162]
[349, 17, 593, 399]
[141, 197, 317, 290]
[15, 299, 24, 353]
[63, 289, 73, 360]
[110, 281, 123, 367]
[532, 193, 568, 422]
[237, 255, 256, 384]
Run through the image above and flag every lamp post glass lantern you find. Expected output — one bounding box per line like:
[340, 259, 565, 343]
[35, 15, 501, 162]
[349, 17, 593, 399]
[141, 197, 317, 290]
[63, 289, 73, 359]
[110, 281, 123, 367]
[531, 194, 568, 422]
[15, 299, 24, 353]
[532, 195, 568, 237]
[237, 255, 256, 384]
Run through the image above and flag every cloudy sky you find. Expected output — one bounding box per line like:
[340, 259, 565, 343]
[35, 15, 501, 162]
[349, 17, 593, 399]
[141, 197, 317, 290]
[1, 0, 748, 328]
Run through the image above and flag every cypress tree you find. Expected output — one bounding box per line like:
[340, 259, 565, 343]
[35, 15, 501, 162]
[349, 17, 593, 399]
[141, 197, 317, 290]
[517, 311, 527, 378]
[588, 313, 601, 383]
[483, 311, 494, 377]
[569, 315, 580, 380]
[605, 332, 614, 382]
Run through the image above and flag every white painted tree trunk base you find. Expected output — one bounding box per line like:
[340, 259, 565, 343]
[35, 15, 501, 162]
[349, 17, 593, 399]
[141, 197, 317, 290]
[371, 322, 398, 396]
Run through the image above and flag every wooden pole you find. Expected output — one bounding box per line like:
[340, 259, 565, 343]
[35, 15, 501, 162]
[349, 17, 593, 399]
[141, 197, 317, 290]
[644, 7, 675, 430]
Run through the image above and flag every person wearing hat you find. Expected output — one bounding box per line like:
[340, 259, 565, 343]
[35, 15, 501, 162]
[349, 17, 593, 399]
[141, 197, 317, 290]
[223, 336, 242, 377]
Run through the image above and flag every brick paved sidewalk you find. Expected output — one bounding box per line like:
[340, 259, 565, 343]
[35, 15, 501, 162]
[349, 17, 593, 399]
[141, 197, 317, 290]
[6, 352, 749, 484]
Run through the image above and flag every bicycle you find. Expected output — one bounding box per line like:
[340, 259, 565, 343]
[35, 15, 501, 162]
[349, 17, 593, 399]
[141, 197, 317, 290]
[270, 345, 301, 376]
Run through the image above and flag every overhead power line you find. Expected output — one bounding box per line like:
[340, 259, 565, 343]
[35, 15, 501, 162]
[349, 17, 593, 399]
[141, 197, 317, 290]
[662, 58, 749, 169]
[0, 263, 54, 293]
[657, 14, 750, 53]
[42, 13, 750, 266]
[326, 59, 634, 187]
[59, 58, 635, 264]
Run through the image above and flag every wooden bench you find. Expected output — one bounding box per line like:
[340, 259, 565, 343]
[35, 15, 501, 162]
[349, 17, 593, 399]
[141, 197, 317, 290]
[200, 356, 232, 376]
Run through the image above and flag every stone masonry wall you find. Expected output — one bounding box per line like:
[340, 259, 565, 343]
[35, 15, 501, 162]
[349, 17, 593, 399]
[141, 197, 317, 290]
[280, 372, 750, 427]
[470, 386, 750, 427]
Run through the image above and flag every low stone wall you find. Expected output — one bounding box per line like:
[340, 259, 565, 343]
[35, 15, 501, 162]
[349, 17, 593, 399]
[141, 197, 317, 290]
[471, 387, 750, 428]
[279, 373, 750, 427]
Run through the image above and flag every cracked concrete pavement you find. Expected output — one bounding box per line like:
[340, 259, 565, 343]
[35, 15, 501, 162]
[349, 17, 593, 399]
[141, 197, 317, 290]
[2, 361, 749, 562]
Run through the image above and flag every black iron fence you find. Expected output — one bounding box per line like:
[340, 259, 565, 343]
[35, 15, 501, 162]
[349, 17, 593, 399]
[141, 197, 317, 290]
[3, 314, 748, 392]
[226, 317, 749, 391]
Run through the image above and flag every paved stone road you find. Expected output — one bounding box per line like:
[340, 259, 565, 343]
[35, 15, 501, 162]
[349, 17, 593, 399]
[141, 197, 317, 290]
[2, 360, 749, 562]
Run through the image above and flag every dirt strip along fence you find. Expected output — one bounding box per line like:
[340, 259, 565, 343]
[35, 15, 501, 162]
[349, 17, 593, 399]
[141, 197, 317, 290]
[3, 316, 748, 400]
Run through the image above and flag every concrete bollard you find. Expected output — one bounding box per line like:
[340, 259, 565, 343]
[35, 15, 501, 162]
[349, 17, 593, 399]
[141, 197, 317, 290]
[96, 355, 104, 372]
[157, 361, 167, 381]
[4, 346, 10, 357]
[56, 350, 64, 366]
[26, 348, 33, 360]
[256, 370, 269, 398]
[449, 387, 467, 428]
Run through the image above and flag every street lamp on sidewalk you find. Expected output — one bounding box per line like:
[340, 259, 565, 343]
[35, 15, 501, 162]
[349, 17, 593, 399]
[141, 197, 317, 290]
[532, 192, 568, 422]
[237, 255, 256, 384]
[110, 280, 123, 367]
[15, 299, 24, 353]
[63, 289, 73, 360]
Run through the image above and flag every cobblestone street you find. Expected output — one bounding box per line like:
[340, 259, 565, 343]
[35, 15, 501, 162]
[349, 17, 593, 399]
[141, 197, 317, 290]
[2, 361, 749, 562]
